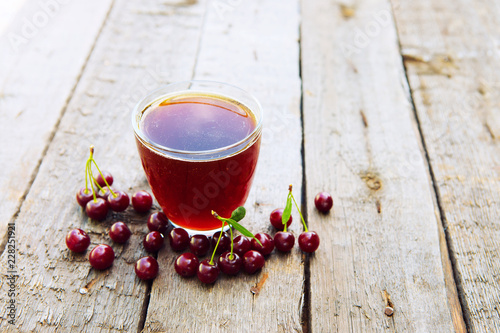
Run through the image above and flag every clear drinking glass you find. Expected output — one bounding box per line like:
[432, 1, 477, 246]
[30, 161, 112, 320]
[132, 81, 263, 235]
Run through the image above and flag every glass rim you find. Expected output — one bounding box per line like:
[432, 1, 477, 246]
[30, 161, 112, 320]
[131, 80, 264, 157]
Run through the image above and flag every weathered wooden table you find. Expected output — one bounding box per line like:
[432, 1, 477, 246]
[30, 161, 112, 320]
[1, 0, 499, 332]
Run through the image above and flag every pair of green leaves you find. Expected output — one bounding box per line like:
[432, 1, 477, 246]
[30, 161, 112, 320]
[212, 207, 260, 245]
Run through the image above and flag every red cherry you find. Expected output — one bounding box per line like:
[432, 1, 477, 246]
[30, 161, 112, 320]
[76, 187, 95, 207]
[274, 231, 295, 252]
[143, 231, 164, 253]
[168, 228, 190, 252]
[132, 190, 153, 213]
[189, 234, 210, 257]
[107, 190, 130, 212]
[243, 250, 265, 274]
[218, 252, 242, 275]
[197, 259, 220, 284]
[174, 253, 200, 277]
[65, 229, 90, 253]
[314, 192, 333, 213]
[269, 208, 293, 231]
[95, 171, 113, 187]
[85, 198, 108, 220]
[98, 186, 114, 200]
[147, 212, 169, 235]
[251, 233, 274, 256]
[109, 222, 131, 244]
[89, 244, 114, 270]
[135, 256, 159, 280]
[298, 231, 320, 253]
[233, 235, 251, 257]
[212, 231, 230, 254]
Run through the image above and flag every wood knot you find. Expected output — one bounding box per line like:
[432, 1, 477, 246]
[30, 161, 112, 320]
[340, 4, 355, 18]
[361, 172, 382, 191]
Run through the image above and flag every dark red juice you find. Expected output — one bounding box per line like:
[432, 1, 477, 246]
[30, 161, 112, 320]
[136, 93, 261, 231]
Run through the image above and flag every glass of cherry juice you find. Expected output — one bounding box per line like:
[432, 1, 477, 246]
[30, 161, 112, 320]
[132, 81, 263, 235]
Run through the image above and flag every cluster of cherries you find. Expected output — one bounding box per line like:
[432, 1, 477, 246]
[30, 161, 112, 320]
[68, 146, 160, 280]
[170, 186, 333, 284]
[66, 146, 334, 283]
[75, 146, 153, 219]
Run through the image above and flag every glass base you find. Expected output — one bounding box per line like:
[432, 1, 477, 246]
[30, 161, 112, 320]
[169, 221, 229, 236]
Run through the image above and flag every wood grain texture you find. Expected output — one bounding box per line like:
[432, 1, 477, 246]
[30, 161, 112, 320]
[142, 1, 304, 332]
[301, 0, 458, 331]
[0, 0, 208, 331]
[392, 0, 500, 331]
[0, 0, 113, 250]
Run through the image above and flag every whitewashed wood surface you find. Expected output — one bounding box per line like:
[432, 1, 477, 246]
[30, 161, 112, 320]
[0, 0, 114, 250]
[392, 0, 500, 332]
[1, 0, 499, 332]
[301, 0, 461, 331]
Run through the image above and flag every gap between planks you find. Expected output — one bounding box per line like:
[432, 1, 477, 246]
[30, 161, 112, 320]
[136, 2, 209, 331]
[388, 1, 468, 331]
[297, 7, 312, 331]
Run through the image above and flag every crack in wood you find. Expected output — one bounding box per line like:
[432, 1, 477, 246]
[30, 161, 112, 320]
[298, 17, 311, 332]
[360, 109, 368, 128]
[137, 280, 152, 333]
[485, 122, 496, 140]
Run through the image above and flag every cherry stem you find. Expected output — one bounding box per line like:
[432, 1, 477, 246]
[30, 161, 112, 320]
[283, 198, 288, 233]
[229, 225, 234, 260]
[84, 157, 89, 193]
[87, 159, 97, 202]
[210, 220, 225, 265]
[91, 159, 116, 197]
[87, 160, 102, 200]
[84, 145, 116, 198]
[87, 146, 97, 201]
[289, 185, 308, 232]
[91, 174, 105, 193]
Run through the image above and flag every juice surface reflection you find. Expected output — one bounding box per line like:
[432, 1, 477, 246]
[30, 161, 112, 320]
[136, 93, 261, 231]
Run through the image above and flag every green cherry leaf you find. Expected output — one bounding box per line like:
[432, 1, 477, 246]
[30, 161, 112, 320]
[230, 206, 246, 222]
[282, 193, 293, 225]
[224, 218, 262, 246]
[224, 218, 252, 238]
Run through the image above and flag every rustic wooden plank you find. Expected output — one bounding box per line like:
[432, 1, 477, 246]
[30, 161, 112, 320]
[0, 0, 114, 250]
[392, 0, 500, 331]
[0, 0, 208, 331]
[142, 1, 304, 332]
[301, 0, 460, 331]
[0, 0, 26, 35]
